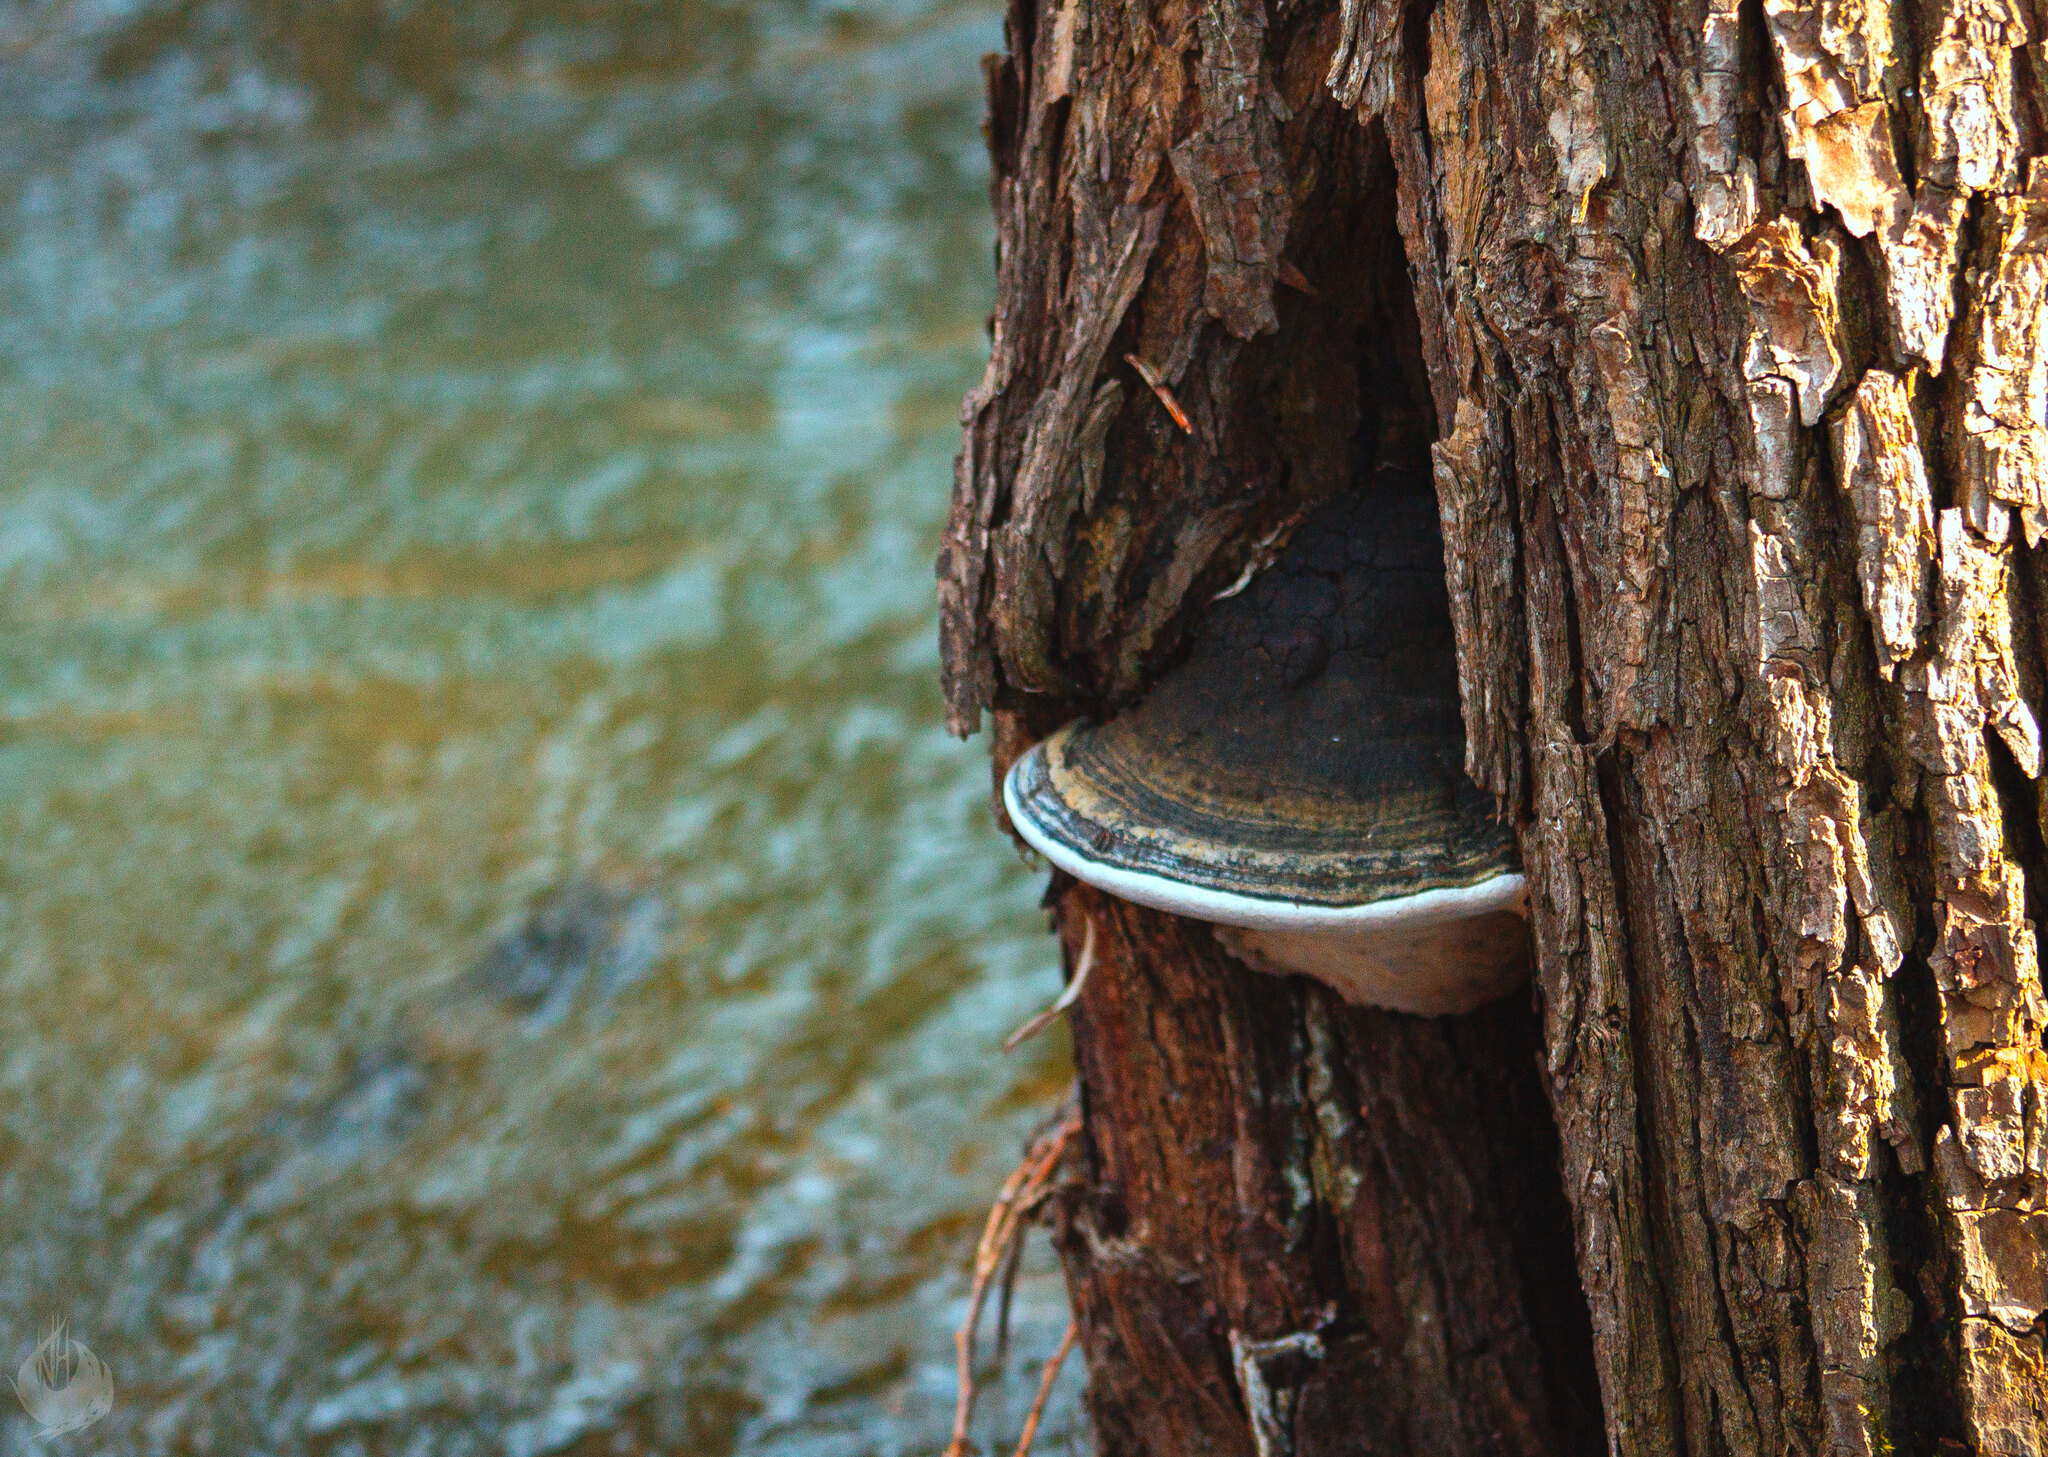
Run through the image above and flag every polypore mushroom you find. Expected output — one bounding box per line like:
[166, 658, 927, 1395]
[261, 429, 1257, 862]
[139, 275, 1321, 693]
[1002, 489, 1526, 1016]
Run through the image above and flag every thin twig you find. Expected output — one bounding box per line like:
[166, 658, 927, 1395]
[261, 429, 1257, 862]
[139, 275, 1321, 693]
[1011, 1320, 1081, 1457]
[944, 1109, 1084, 1457]
[993, 1224, 1026, 1364]
[1004, 918, 1097, 1051]
[1123, 353, 1192, 433]
[1212, 507, 1309, 602]
[945, 1325, 977, 1457]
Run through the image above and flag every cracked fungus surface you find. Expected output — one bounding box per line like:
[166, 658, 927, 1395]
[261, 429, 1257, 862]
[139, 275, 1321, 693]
[0, 3, 1082, 1453]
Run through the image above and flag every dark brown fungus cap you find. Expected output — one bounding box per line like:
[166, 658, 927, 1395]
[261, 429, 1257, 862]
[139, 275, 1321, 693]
[1004, 487, 1524, 936]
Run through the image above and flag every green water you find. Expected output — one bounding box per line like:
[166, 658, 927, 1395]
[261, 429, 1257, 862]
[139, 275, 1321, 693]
[0, 3, 1080, 1452]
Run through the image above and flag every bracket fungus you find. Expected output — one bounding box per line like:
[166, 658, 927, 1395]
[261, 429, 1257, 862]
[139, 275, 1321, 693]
[1003, 489, 1527, 1016]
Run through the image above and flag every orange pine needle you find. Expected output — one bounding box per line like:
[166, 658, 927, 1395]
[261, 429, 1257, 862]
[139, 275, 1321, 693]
[1123, 353, 1192, 433]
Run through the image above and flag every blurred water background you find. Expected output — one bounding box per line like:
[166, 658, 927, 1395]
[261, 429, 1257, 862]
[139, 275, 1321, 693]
[0, 1, 1084, 1451]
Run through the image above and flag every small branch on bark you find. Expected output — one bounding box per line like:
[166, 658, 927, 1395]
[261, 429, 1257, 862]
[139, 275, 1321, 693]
[1009, 1320, 1080, 1457]
[1003, 917, 1097, 1051]
[944, 1097, 1082, 1457]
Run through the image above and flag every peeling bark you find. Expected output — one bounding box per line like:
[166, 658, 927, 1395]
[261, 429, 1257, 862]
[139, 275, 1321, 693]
[942, 0, 2048, 1445]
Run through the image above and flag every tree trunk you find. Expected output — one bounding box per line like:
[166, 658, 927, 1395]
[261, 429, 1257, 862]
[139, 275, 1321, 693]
[939, 0, 2048, 1445]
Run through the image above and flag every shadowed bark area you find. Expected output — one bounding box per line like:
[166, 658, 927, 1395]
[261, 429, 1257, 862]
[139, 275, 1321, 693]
[942, 0, 2048, 1443]
[1044, 885, 1601, 1456]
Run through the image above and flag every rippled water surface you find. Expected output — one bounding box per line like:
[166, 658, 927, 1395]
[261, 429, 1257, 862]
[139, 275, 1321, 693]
[0, 3, 1081, 1451]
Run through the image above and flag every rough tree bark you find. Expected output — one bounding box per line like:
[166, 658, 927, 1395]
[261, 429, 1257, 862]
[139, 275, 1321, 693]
[938, 0, 2048, 1445]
